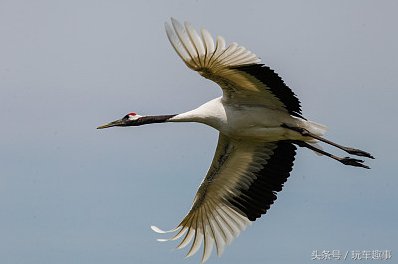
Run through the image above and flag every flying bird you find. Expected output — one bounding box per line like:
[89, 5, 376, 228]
[97, 18, 374, 263]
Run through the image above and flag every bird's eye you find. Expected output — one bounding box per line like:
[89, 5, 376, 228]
[123, 115, 129, 119]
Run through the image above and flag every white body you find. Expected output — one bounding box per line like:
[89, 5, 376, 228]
[170, 97, 325, 142]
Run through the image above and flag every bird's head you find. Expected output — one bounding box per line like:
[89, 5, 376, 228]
[97, 112, 143, 129]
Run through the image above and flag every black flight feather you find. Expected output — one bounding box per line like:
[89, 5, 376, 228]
[232, 64, 305, 119]
[228, 141, 297, 221]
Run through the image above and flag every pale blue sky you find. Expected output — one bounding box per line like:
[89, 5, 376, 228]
[0, 1, 397, 263]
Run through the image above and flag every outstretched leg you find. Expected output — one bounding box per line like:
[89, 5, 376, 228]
[282, 124, 374, 159]
[293, 141, 370, 169]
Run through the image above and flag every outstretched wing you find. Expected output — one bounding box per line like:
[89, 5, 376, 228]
[152, 134, 296, 262]
[165, 18, 303, 118]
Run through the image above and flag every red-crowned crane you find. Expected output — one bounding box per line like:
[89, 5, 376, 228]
[97, 18, 374, 263]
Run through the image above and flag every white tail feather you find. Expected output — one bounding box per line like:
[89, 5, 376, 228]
[306, 120, 328, 136]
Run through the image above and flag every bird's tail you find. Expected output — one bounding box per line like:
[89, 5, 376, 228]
[303, 120, 328, 156]
[305, 120, 328, 137]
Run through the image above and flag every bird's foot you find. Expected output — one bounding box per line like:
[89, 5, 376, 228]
[339, 157, 370, 169]
[342, 147, 375, 159]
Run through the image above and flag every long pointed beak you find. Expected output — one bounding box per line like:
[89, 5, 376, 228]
[97, 119, 125, 129]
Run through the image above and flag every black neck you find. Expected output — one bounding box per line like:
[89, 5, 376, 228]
[134, 114, 176, 126]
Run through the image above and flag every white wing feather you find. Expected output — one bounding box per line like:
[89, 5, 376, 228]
[152, 133, 282, 262]
[165, 18, 260, 71]
[164, 22, 190, 62]
[201, 28, 215, 64]
[184, 21, 205, 66]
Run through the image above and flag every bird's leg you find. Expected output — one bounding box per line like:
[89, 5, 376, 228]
[292, 141, 370, 169]
[281, 124, 374, 159]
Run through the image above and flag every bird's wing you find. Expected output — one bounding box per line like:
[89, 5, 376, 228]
[165, 18, 303, 118]
[152, 134, 296, 262]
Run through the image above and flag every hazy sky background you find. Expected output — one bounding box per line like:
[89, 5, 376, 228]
[1, 1, 397, 263]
